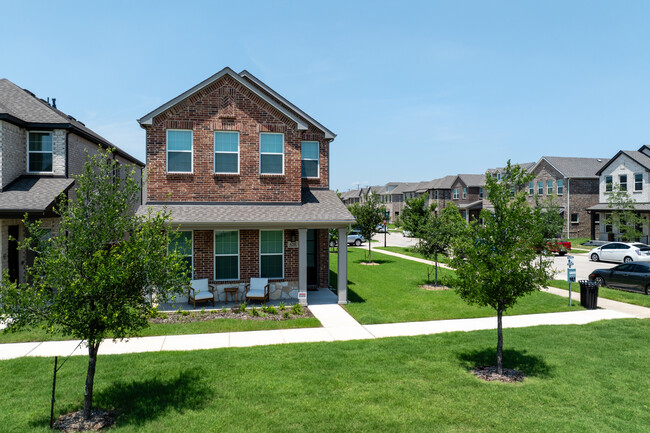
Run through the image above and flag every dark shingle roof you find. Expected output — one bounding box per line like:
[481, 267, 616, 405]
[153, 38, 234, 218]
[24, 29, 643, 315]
[430, 175, 456, 189]
[0, 176, 74, 213]
[0, 79, 143, 166]
[540, 157, 609, 179]
[137, 189, 355, 227]
[457, 174, 486, 187]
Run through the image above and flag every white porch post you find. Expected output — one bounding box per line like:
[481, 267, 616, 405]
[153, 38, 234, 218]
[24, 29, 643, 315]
[298, 228, 308, 306]
[337, 227, 348, 304]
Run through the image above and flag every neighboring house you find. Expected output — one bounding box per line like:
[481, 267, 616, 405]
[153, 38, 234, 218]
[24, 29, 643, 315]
[528, 156, 608, 239]
[588, 146, 650, 242]
[136, 67, 354, 305]
[449, 174, 486, 221]
[385, 182, 412, 221]
[0, 78, 144, 283]
[427, 175, 456, 213]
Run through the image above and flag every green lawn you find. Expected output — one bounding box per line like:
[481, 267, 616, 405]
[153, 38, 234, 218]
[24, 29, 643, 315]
[0, 316, 321, 344]
[549, 280, 650, 308]
[1, 319, 649, 432]
[563, 237, 595, 252]
[331, 250, 583, 324]
[375, 246, 450, 263]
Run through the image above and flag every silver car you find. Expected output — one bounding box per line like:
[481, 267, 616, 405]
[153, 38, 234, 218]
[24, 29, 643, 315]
[590, 242, 650, 263]
[347, 230, 366, 246]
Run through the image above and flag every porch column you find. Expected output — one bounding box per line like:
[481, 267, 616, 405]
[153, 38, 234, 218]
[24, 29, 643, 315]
[298, 228, 308, 306]
[337, 227, 348, 304]
[590, 212, 596, 241]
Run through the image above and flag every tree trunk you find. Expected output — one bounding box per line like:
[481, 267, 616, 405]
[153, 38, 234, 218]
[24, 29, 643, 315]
[368, 240, 372, 263]
[496, 308, 503, 375]
[83, 342, 100, 420]
[434, 252, 439, 286]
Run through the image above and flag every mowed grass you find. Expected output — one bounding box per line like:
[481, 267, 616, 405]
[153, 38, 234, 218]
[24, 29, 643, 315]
[1, 319, 649, 432]
[331, 250, 583, 325]
[0, 316, 321, 344]
[549, 280, 650, 308]
[375, 246, 451, 263]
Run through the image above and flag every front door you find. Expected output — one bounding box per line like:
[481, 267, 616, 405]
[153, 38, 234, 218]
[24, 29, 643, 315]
[7, 225, 19, 283]
[307, 229, 318, 287]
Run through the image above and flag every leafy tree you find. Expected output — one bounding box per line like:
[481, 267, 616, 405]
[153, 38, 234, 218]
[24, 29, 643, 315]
[604, 189, 644, 242]
[531, 194, 566, 263]
[402, 196, 466, 285]
[0, 150, 189, 420]
[450, 162, 553, 375]
[349, 192, 386, 263]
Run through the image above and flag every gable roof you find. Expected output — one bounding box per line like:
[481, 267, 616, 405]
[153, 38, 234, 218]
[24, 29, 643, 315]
[456, 174, 486, 187]
[529, 156, 608, 178]
[137, 67, 335, 139]
[429, 175, 456, 190]
[0, 78, 144, 166]
[596, 147, 650, 176]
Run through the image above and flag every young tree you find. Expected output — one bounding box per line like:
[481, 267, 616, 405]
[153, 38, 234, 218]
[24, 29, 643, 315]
[402, 196, 466, 285]
[531, 194, 566, 263]
[0, 150, 189, 420]
[349, 192, 386, 263]
[604, 189, 644, 242]
[450, 162, 553, 375]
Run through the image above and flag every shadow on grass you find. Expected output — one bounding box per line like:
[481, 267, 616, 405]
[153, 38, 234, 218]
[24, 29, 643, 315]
[456, 348, 553, 379]
[352, 258, 394, 265]
[94, 369, 211, 427]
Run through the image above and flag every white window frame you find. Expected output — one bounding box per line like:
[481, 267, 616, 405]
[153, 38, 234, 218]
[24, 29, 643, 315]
[462, 188, 467, 199]
[27, 131, 54, 174]
[547, 180, 553, 194]
[479, 187, 483, 199]
[619, 174, 628, 191]
[214, 131, 240, 175]
[605, 175, 613, 192]
[557, 179, 564, 195]
[453, 188, 459, 199]
[166, 129, 193, 174]
[528, 182, 534, 195]
[635, 173, 643, 191]
[301, 141, 320, 179]
[259, 132, 284, 175]
[259, 229, 284, 279]
[571, 213, 579, 224]
[169, 230, 193, 278]
[214, 230, 240, 281]
[538, 181, 543, 195]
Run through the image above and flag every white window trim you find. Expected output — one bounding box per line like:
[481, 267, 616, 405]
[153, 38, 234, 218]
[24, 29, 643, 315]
[259, 229, 284, 279]
[26, 131, 54, 174]
[214, 229, 240, 281]
[547, 180, 553, 195]
[166, 129, 193, 174]
[619, 174, 628, 191]
[528, 182, 534, 195]
[605, 176, 613, 193]
[557, 180, 564, 195]
[169, 230, 194, 278]
[214, 131, 240, 175]
[453, 188, 459, 199]
[301, 141, 320, 179]
[259, 132, 284, 175]
[538, 181, 543, 195]
[571, 214, 580, 224]
[634, 173, 643, 192]
[462, 188, 467, 199]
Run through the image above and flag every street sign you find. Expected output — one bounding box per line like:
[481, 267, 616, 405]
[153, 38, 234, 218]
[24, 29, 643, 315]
[567, 268, 576, 283]
[567, 255, 574, 267]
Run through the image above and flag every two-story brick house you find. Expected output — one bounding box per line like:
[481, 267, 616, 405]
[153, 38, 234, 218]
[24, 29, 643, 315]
[449, 174, 486, 221]
[427, 175, 455, 213]
[137, 67, 354, 305]
[527, 156, 607, 238]
[588, 146, 650, 242]
[0, 78, 144, 283]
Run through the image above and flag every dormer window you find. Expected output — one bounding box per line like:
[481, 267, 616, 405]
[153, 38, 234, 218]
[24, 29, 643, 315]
[27, 132, 53, 173]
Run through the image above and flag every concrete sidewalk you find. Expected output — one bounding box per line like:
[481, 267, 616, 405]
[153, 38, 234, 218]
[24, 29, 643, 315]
[543, 286, 650, 319]
[362, 247, 453, 270]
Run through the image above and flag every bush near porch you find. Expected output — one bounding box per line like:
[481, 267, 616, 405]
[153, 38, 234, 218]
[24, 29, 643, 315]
[1, 319, 649, 432]
[330, 249, 583, 325]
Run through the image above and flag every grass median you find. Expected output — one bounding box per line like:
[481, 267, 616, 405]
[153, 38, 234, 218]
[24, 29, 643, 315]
[332, 249, 583, 324]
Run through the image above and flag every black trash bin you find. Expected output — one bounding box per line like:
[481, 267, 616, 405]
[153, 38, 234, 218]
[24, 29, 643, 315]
[578, 280, 599, 310]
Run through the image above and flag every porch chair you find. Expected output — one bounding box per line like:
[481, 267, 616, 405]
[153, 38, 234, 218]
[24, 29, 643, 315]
[245, 278, 270, 303]
[188, 278, 216, 308]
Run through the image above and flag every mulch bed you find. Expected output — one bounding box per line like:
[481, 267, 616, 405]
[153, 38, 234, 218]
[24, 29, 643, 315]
[150, 306, 313, 324]
[360, 262, 380, 266]
[420, 284, 451, 291]
[53, 409, 116, 432]
[472, 366, 525, 383]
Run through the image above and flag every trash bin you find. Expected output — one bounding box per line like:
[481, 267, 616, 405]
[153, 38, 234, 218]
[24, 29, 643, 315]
[578, 280, 599, 310]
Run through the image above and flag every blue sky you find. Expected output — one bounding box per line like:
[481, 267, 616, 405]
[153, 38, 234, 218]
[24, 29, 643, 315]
[3, 1, 649, 192]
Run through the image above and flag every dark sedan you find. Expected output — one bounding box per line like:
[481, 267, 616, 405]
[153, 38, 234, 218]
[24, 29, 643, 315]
[589, 262, 650, 295]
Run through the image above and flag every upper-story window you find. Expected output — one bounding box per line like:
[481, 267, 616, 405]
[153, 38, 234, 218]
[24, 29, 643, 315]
[27, 131, 53, 173]
[479, 187, 483, 199]
[605, 176, 613, 192]
[547, 180, 553, 194]
[619, 174, 627, 191]
[635, 173, 643, 191]
[528, 182, 534, 195]
[214, 131, 239, 174]
[497, 172, 501, 181]
[167, 130, 192, 173]
[462, 188, 467, 199]
[433, 190, 439, 199]
[301, 141, 319, 178]
[557, 179, 564, 195]
[538, 181, 543, 195]
[453, 188, 459, 199]
[260, 133, 283, 175]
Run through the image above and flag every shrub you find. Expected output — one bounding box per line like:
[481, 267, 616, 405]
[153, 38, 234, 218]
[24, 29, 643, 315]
[291, 304, 303, 315]
[283, 311, 291, 319]
[279, 303, 286, 311]
[266, 306, 278, 315]
[239, 303, 247, 312]
[249, 307, 260, 317]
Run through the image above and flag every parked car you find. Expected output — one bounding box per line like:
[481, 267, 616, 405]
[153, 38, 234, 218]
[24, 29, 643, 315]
[402, 230, 413, 237]
[376, 224, 388, 233]
[589, 262, 650, 295]
[546, 239, 571, 256]
[589, 242, 650, 263]
[347, 229, 366, 246]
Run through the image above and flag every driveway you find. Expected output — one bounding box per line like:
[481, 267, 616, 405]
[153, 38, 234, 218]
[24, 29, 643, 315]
[370, 230, 418, 248]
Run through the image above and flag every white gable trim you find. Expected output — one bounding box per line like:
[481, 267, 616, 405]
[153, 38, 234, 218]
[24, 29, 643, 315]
[138, 67, 308, 130]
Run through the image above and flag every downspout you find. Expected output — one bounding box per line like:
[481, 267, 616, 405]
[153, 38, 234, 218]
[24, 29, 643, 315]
[566, 178, 570, 238]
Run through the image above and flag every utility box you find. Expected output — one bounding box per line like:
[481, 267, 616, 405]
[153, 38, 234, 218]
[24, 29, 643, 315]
[567, 268, 576, 283]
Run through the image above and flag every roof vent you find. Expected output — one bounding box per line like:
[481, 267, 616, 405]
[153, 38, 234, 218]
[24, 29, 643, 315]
[52, 98, 56, 109]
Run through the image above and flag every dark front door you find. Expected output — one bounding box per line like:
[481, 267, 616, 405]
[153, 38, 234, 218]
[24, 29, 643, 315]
[8, 225, 19, 282]
[307, 229, 318, 286]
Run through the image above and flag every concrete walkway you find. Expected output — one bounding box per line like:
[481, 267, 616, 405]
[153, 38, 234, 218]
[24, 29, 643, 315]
[365, 247, 453, 270]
